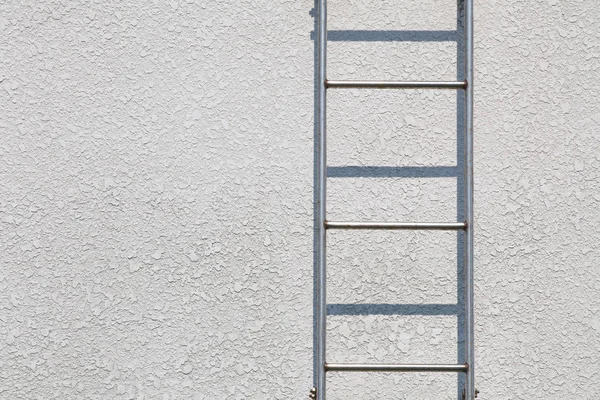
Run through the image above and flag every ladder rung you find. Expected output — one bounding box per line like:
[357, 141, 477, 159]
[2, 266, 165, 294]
[325, 363, 468, 373]
[326, 80, 467, 89]
[325, 221, 466, 230]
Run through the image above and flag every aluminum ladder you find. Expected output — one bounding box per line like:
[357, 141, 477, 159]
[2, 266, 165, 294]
[312, 0, 475, 399]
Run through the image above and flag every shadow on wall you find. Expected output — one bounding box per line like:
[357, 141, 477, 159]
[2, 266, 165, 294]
[311, 2, 467, 398]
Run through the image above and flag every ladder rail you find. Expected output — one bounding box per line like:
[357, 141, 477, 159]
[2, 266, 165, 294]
[315, 0, 327, 398]
[464, 0, 475, 397]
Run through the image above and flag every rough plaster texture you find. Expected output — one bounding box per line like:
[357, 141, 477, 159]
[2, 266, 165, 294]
[1, 0, 600, 399]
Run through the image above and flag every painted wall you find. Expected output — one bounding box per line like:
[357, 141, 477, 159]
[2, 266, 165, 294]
[1, 1, 599, 399]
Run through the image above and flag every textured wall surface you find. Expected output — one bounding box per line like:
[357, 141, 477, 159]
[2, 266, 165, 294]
[1, 0, 599, 399]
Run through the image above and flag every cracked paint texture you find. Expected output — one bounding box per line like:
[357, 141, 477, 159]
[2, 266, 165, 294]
[1, 0, 600, 399]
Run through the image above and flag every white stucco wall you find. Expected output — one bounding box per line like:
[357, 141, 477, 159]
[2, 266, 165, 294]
[1, 1, 599, 399]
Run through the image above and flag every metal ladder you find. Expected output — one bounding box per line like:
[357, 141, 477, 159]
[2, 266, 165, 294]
[312, 0, 475, 399]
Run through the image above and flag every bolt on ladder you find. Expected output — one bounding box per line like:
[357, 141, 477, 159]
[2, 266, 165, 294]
[313, 0, 475, 399]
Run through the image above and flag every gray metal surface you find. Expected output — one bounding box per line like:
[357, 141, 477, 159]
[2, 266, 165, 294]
[326, 80, 466, 89]
[325, 221, 466, 230]
[315, 0, 327, 398]
[326, 363, 468, 373]
[464, 0, 475, 398]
